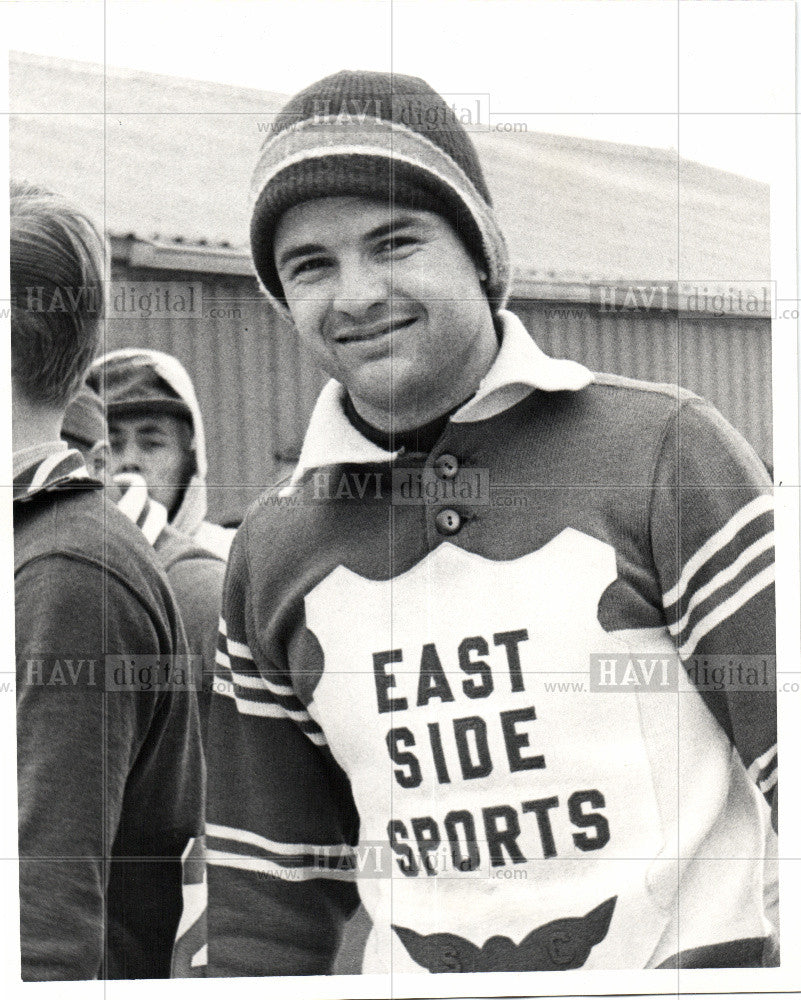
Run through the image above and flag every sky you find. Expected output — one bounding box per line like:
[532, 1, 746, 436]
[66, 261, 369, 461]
[2, 0, 796, 182]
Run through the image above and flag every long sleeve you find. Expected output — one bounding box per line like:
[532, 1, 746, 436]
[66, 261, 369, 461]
[206, 526, 360, 977]
[649, 396, 776, 817]
[16, 554, 202, 980]
[164, 553, 226, 741]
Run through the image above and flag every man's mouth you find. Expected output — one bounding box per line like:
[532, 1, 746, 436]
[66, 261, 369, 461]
[334, 316, 417, 344]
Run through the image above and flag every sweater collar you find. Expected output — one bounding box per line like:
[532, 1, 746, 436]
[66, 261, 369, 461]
[288, 309, 593, 486]
[13, 446, 98, 503]
[12, 440, 67, 480]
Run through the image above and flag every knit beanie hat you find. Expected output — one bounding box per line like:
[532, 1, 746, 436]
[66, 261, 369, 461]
[250, 70, 510, 316]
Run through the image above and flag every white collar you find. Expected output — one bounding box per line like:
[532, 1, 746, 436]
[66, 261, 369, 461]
[286, 309, 593, 488]
[451, 309, 593, 422]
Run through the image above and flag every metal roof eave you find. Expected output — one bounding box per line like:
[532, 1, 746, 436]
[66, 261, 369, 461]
[110, 236, 773, 319]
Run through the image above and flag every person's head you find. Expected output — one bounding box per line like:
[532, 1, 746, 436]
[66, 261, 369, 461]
[61, 384, 109, 478]
[87, 354, 196, 518]
[249, 70, 510, 430]
[10, 181, 106, 444]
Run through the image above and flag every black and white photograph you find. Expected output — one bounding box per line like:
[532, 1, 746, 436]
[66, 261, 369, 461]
[1, 2, 799, 998]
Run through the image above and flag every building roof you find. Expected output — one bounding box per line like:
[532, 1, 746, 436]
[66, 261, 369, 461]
[9, 50, 770, 285]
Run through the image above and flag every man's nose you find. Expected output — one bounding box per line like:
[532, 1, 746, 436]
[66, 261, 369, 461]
[114, 444, 142, 474]
[333, 259, 390, 319]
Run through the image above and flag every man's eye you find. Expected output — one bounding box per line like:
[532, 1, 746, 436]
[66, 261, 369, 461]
[377, 235, 418, 255]
[290, 257, 331, 280]
[140, 439, 164, 451]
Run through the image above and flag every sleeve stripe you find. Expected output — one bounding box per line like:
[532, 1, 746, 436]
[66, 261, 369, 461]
[663, 495, 773, 608]
[116, 479, 147, 522]
[218, 616, 227, 637]
[759, 770, 778, 794]
[191, 945, 207, 968]
[207, 849, 357, 882]
[215, 649, 295, 696]
[678, 563, 775, 659]
[222, 693, 327, 740]
[215, 621, 327, 746]
[748, 745, 777, 792]
[139, 497, 169, 545]
[206, 822, 355, 860]
[227, 637, 255, 662]
[666, 532, 774, 636]
[212, 667, 326, 742]
[749, 744, 778, 774]
[229, 676, 313, 712]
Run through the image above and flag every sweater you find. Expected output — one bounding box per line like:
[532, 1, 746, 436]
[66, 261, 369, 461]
[206, 311, 776, 975]
[14, 449, 205, 980]
[114, 473, 226, 977]
[115, 473, 226, 738]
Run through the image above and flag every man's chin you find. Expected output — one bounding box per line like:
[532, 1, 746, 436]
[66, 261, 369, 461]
[346, 373, 419, 428]
[149, 488, 181, 516]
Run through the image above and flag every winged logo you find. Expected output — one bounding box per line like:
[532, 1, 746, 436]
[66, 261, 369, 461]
[392, 895, 617, 972]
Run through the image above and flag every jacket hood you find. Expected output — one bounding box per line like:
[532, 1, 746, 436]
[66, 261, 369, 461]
[90, 348, 210, 538]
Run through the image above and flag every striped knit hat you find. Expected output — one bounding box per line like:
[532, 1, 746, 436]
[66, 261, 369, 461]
[250, 70, 510, 316]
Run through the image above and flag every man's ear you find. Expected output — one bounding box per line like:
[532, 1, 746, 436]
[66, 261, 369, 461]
[181, 421, 198, 480]
[88, 440, 109, 478]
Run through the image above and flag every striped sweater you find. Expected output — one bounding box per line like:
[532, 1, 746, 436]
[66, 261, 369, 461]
[206, 311, 776, 975]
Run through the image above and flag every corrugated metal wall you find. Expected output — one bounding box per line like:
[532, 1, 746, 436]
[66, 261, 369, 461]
[106, 266, 773, 525]
[517, 300, 773, 465]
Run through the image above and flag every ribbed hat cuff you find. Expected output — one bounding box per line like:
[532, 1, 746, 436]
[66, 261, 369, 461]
[250, 116, 510, 315]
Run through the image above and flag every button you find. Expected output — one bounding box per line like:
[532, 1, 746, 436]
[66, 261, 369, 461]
[435, 508, 462, 535]
[434, 453, 459, 480]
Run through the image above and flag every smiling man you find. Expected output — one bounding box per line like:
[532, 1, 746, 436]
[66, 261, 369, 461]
[207, 71, 778, 977]
[272, 198, 497, 431]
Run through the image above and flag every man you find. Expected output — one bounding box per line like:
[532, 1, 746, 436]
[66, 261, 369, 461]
[62, 386, 226, 741]
[88, 349, 234, 561]
[61, 385, 222, 977]
[12, 180, 204, 980]
[206, 71, 777, 975]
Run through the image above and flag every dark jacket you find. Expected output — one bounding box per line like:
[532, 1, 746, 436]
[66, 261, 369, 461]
[115, 474, 226, 742]
[14, 450, 204, 981]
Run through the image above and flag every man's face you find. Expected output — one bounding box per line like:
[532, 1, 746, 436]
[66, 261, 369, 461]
[108, 412, 194, 514]
[63, 435, 109, 480]
[273, 197, 497, 428]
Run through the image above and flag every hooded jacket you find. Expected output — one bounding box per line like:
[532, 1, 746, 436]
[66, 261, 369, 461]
[89, 349, 234, 561]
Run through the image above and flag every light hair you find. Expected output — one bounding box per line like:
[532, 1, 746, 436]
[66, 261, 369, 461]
[10, 180, 106, 407]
